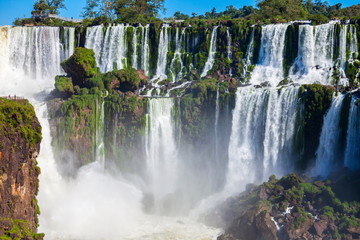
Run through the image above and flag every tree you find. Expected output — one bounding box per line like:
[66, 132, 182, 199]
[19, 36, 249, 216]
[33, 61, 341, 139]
[173, 11, 189, 20]
[82, 0, 116, 20]
[83, 0, 165, 22]
[114, 0, 165, 20]
[32, 0, 66, 15]
[256, 0, 308, 21]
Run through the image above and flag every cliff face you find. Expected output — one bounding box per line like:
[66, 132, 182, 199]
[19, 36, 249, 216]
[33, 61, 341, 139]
[0, 98, 43, 239]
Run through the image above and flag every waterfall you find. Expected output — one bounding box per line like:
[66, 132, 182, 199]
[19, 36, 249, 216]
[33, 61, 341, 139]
[290, 24, 336, 85]
[245, 27, 255, 66]
[145, 98, 178, 211]
[315, 94, 344, 177]
[201, 26, 219, 78]
[242, 27, 255, 78]
[226, 27, 232, 75]
[95, 96, 106, 168]
[263, 86, 299, 176]
[101, 24, 128, 72]
[153, 24, 170, 82]
[61, 27, 75, 61]
[214, 83, 220, 164]
[226, 27, 232, 60]
[8, 27, 62, 81]
[85, 24, 129, 72]
[132, 26, 138, 69]
[249, 24, 289, 86]
[226, 86, 299, 192]
[85, 25, 104, 68]
[169, 28, 186, 82]
[339, 25, 348, 70]
[344, 96, 360, 170]
[141, 24, 150, 77]
[349, 24, 358, 61]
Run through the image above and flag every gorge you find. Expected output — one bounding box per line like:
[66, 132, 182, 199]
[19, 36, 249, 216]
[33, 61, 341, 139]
[0, 18, 359, 239]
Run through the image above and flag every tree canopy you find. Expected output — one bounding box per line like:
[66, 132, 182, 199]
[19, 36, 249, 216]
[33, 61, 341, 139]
[32, 0, 66, 15]
[82, 0, 165, 22]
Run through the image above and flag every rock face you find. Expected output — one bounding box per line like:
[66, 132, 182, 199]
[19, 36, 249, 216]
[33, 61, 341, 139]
[215, 172, 360, 240]
[0, 98, 44, 239]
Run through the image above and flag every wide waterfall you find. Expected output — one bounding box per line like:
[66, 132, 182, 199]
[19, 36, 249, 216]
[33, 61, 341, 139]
[290, 24, 337, 85]
[85, 24, 151, 75]
[250, 24, 289, 86]
[226, 86, 299, 192]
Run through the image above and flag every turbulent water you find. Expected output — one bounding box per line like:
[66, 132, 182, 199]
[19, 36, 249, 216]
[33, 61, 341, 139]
[0, 22, 360, 239]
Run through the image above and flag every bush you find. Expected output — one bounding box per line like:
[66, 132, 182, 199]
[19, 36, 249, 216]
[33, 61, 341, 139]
[55, 76, 74, 95]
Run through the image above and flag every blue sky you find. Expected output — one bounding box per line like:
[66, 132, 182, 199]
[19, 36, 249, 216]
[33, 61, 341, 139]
[0, 0, 358, 26]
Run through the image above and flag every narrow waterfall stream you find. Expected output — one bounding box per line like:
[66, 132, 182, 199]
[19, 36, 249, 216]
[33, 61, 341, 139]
[201, 26, 219, 77]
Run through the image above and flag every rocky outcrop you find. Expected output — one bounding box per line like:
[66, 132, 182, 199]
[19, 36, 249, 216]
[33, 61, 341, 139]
[0, 98, 44, 239]
[215, 172, 360, 240]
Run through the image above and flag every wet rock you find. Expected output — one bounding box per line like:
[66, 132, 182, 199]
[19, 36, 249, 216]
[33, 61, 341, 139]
[312, 220, 328, 236]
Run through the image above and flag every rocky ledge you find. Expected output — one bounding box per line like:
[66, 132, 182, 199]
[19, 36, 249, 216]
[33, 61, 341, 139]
[213, 170, 360, 240]
[0, 98, 44, 239]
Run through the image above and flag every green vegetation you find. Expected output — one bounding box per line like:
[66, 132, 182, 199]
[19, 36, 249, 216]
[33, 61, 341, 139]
[180, 78, 236, 142]
[51, 47, 148, 166]
[296, 84, 335, 170]
[226, 172, 360, 238]
[82, 0, 165, 24]
[61, 47, 99, 87]
[32, 0, 66, 15]
[0, 98, 42, 148]
[55, 76, 75, 95]
[0, 218, 44, 240]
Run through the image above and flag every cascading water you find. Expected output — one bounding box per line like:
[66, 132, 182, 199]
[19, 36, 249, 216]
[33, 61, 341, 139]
[226, 27, 232, 75]
[314, 94, 344, 177]
[214, 83, 220, 164]
[145, 98, 178, 212]
[242, 27, 255, 77]
[226, 86, 299, 192]
[169, 28, 186, 82]
[102, 24, 128, 72]
[85, 24, 129, 72]
[6, 27, 62, 83]
[61, 27, 75, 61]
[344, 96, 360, 170]
[201, 26, 219, 78]
[141, 24, 150, 77]
[84, 25, 104, 67]
[339, 25, 348, 70]
[132, 26, 138, 69]
[349, 24, 358, 61]
[95, 95, 106, 169]
[289, 24, 336, 85]
[263, 86, 299, 176]
[153, 24, 170, 82]
[250, 24, 289, 86]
